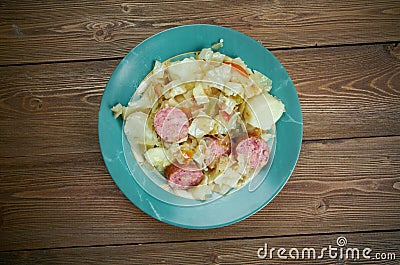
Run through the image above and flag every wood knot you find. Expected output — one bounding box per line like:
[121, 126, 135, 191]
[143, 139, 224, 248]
[121, 3, 130, 13]
[387, 42, 400, 60]
[12, 24, 23, 36]
[26, 97, 43, 111]
[369, 180, 379, 191]
[209, 252, 220, 264]
[92, 22, 114, 42]
[314, 197, 329, 215]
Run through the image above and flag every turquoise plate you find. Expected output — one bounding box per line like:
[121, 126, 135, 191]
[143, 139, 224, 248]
[98, 24, 302, 229]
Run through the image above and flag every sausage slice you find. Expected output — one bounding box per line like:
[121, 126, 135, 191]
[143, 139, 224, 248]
[235, 136, 269, 168]
[165, 163, 204, 189]
[153, 106, 189, 143]
[203, 137, 230, 167]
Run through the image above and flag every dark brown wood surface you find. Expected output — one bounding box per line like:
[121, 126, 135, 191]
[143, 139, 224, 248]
[0, 136, 399, 252]
[1, 231, 399, 264]
[0, 0, 399, 264]
[0, 0, 399, 65]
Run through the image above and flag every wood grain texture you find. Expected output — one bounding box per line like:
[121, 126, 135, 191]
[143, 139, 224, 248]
[0, 44, 399, 159]
[0, 136, 399, 251]
[0, 0, 399, 65]
[0, 231, 398, 264]
[282, 44, 400, 140]
[1, 0, 399, 260]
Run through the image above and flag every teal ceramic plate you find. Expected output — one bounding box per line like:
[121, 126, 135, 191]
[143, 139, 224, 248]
[98, 24, 302, 229]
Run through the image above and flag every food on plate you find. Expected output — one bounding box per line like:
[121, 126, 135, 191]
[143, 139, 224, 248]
[235, 136, 269, 169]
[153, 106, 189, 143]
[203, 136, 230, 167]
[112, 44, 285, 200]
[165, 163, 204, 189]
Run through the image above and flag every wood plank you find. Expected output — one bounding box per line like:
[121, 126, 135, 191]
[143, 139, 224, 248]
[0, 136, 399, 251]
[0, 0, 399, 65]
[0, 231, 398, 264]
[0, 44, 399, 158]
[282, 44, 400, 140]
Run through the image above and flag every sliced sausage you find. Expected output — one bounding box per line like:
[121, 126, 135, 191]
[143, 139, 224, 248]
[153, 106, 189, 143]
[235, 136, 269, 168]
[203, 137, 230, 167]
[165, 163, 204, 189]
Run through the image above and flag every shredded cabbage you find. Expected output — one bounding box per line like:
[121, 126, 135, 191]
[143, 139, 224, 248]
[204, 63, 231, 85]
[199, 48, 225, 62]
[144, 147, 171, 171]
[264, 92, 285, 123]
[211, 39, 224, 51]
[124, 112, 159, 146]
[163, 85, 186, 99]
[188, 114, 216, 138]
[193, 82, 209, 104]
[251, 70, 272, 93]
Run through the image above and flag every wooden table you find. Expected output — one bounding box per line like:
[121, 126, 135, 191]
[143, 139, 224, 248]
[1, 1, 399, 264]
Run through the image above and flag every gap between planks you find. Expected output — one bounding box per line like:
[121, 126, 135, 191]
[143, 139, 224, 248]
[0, 40, 398, 68]
[0, 228, 398, 254]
